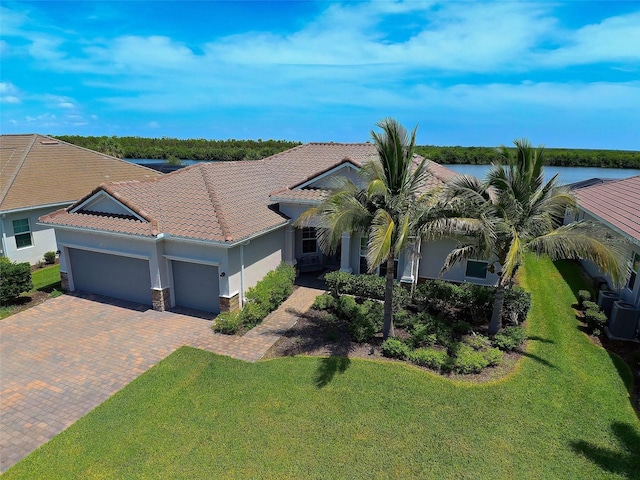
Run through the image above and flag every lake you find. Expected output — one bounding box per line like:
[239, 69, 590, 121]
[441, 165, 639, 185]
[126, 159, 639, 185]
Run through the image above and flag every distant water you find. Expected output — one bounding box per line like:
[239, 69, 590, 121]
[442, 165, 640, 185]
[125, 159, 639, 185]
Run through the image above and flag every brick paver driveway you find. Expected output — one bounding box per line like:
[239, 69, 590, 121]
[0, 287, 322, 472]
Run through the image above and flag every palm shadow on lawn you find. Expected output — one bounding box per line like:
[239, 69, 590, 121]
[571, 422, 640, 479]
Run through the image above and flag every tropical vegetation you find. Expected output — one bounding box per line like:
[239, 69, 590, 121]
[5, 257, 639, 479]
[421, 139, 628, 334]
[298, 118, 429, 340]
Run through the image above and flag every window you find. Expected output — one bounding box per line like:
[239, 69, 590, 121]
[359, 236, 398, 278]
[465, 260, 488, 279]
[628, 252, 639, 291]
[301, 227, 317, 254]
[13, 218, 33, 249]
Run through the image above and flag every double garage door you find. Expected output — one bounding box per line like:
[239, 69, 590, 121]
[67, 249, 220, 313]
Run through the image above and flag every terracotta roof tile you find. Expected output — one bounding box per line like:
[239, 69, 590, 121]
[574, 175, 640, 242]
[40, 142, 458, 243]
[0, 134, 161, 211]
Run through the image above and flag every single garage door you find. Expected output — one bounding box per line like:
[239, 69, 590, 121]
[68, 248, 152, 306]
[172, 261, 220, 313]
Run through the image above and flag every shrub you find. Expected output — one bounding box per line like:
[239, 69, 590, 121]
[381, 338, 411, 359]
[582, 300, 599, 312]
[502, 287, 532, 325]
[578, 290, 592, 309]
[337, 295, 359, 319]
[324, 271, 410, 308]
[347, 300, 383, 342]
[584, 307, 608, 332]
[212, 311, 242, 334]
[410, 323, 438, 348]
[409, 347, 449, 370]
[463, 334, 490, 351]
[43, 251, 57, 264]
[450, 343, 489, 374]
[392, 308, 412, 328]
[483, 347, 504, 366]
[312, 293, 336, 311]
[0, 259, 32, 304]
[451, 320, 472, 335]
[217, 263, 295, 333]
[492, 326, 527, 351]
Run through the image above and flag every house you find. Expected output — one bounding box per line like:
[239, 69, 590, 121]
[39, 143, 499, 315]
[0, 134, 161, 265]
[567, 175, 640, 310]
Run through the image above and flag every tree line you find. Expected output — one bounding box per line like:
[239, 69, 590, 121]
[414, 145, 639, 168]
[55, 135, 639, 168]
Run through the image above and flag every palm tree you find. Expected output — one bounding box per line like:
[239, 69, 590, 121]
[424, 139, 627, 335]
[97, 137, 124, 158]
[298, 118, 430, 340]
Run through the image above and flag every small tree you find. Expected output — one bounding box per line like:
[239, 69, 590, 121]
[0, 258, 33, 304]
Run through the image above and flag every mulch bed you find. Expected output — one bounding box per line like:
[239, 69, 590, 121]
[263, 307, 521, 383]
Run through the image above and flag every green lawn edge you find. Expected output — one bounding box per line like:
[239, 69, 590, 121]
[5, 256, 640, 479]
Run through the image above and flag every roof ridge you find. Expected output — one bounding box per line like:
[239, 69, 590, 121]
[0, 134, 37, 207]
[200, 164, 233, 242]
[99, 183, 160, 236]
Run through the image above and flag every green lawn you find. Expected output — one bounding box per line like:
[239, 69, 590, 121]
[5, 256, 640, 479]
[0, 265, 62, 320]
[30, 264, 61, 292]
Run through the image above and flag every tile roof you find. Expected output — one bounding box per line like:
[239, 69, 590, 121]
[40, 142, 458, 243]
[574, 175, 640, 242]
[0, 134, 161, 212]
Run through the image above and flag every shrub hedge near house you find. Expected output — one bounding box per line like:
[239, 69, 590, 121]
[0, 257, 33, 305]
[323, 271, 410, 308]
[213, 263, 295, 334]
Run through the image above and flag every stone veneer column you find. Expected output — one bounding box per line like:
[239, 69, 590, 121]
[151, 287, 171, 312]
[219, 293, 240, 313]
[60, 271, 69, 291]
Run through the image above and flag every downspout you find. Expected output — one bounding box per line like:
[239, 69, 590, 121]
[239, 240, 250, 309]
[0, 215, 7, 259]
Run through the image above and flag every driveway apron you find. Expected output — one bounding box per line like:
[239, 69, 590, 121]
[0, 286, 322, 472]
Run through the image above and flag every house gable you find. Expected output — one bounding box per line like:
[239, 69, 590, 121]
[71, 190, 147, 221]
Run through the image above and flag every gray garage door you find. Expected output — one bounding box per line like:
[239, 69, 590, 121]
[68, 248, 152, 306]
[172, 261, 220, 313]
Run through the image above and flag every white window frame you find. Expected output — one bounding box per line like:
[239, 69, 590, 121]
[13, 218, 33, 249]
[359, 236, 398, 278]
[301, 227, 317, 255]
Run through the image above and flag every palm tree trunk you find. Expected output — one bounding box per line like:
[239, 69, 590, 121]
[382, 253, 395, 340]
[488, 279, 506, 336]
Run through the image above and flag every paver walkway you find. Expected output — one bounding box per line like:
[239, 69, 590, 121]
[0, 286, 323, 472]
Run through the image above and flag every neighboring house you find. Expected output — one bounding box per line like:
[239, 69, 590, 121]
[40, 143, 499, 315]
[567, 175, 640, 309]
[0, 134, 161, 265]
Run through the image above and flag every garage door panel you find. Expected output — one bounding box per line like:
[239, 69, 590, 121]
[69, 249, 152, 306]
[172, 261, 219, 313]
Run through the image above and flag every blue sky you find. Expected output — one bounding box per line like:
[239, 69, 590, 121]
[1, 1, 639, 149]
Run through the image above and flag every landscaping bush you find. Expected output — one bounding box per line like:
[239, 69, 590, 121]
[0, 258, 32, 304]
[582, 300, 599, 312]
[451, 320, 472, 335]
[44, 251, 57, 264]
[311, 293, 336, 311]
[492, 326, 527, 351]
[408, 347, 449, 370]
[463, 334, 490, 351]
[347, 300, 383, 343]
[324, 271, 410, 308]
[409, 323, 438, 348]
[483, 347, 504, 367]
[502, 287, 532, 325]
[214, 263, 295, 334]
[584, 307, 608, 332]
[578, 290, 592, 309]
[450, 343, 489, 374]
[212, 311, 242, 334]
[381, 338, 410, 359]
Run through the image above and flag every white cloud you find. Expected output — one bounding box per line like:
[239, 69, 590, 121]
[0, 82, 21, 103]
[148, 121, 160, 128]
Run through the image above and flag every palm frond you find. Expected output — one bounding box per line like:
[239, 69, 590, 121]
[367, 209, 394, 272]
